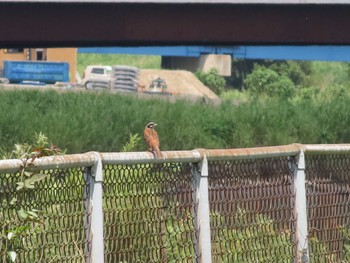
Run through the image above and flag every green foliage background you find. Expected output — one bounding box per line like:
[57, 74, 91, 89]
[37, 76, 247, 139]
[195, 68, 226, 94]
[0, 86, 350, 154]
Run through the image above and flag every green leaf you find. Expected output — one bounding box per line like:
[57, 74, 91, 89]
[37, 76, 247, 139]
[10, 197, 17, 205]
[16, 182, 24, 191]
[17, 208, 28, 219]
[8, 251, 16, 262]
[10, 225, 29, 234]
[24, 180, 35, 189]
[26, 173, 49, 184]
[27, 210, 38, 218]
[24, 171, 32, 177]
[7, 232, 14, 240]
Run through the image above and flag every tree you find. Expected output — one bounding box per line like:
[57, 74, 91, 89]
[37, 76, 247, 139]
[196, 68, 226, 94]
[230, 59, 313, 89]
[243, 65, 295, 99]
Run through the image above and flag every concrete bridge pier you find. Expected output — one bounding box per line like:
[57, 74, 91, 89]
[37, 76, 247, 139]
[161, 54, 232, 76]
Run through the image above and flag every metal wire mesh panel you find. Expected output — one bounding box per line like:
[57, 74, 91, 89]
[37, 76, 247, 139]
[0, 167, 89, 263]
[103, 162, 198, 262]
[208, 157, 296, 262]
[306, 154, 350, 263]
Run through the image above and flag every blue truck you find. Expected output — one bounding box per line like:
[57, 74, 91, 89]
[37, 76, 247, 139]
[2, 60, 69, 84]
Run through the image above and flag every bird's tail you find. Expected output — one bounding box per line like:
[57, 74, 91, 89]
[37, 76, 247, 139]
[154, 147, 163, 159]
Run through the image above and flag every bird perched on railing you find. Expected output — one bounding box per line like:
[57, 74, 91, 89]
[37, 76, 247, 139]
[144, 122, 163, 159]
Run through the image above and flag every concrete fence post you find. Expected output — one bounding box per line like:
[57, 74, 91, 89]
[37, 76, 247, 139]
[85, 153, 105, 263]
[193, 155, 212, 263]
[291, 150, 309, 263]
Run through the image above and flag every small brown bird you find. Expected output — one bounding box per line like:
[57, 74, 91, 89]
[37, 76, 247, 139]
[144, 122, 163, 159]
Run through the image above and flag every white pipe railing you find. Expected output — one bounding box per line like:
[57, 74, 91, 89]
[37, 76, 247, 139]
[2, 144, 350, 173]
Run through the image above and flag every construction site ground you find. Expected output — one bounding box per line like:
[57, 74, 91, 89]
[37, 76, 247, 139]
[0, 69, 220, 103]
[138, 69, 219, 99]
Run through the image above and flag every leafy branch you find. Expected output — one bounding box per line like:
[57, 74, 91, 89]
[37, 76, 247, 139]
[1, 132, 61, 262]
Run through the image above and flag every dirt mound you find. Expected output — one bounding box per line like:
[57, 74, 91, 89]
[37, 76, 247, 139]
[138, 69, 219, 100]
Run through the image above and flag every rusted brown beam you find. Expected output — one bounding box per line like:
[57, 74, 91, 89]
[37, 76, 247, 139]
[1, 3, 350, 47]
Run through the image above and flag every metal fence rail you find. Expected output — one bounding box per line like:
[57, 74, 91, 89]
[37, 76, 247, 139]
[0, 144, 349, 263]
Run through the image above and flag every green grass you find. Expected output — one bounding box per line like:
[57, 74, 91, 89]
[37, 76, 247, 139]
[311, 61, 350, 89]
[1, 88, 350, 155]
[220, 89, 249, 103]
[77, 53, 161, 75]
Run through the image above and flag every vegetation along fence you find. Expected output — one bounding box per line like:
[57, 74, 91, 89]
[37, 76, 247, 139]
[0, 144, 350, 263]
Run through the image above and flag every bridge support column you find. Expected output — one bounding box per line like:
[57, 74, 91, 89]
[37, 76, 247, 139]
[161, 54, 231, 76]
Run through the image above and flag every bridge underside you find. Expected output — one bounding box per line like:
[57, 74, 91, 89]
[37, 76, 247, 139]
[1, 3, 350, 47]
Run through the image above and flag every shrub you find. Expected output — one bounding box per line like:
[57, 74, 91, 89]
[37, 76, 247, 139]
[294, 86, 320, 102]
[1, 133, 62, 262]
[270, 61, 313, 87]
[244, 66, 295, 99]
[196, 68, 226, 94]
[230, 59, 313, 89]
[220, 89, 249, 103]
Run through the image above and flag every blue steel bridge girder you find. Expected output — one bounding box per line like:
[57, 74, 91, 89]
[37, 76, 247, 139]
[78, 46, 350, 62]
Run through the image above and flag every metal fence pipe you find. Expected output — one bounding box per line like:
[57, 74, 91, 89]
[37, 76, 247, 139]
[3, 143, 350, 174]
[0, 158, 23, 173]
[303, 144, 350, 154]
[101, 150, 202, 165]
[86, 152, 105, 263]
[101, 144, 302, 165]
[291, 150, 309, 263]
[193, 155, 212, 263]
[202, 144, 301, 161]
[0, 152, 97, 174]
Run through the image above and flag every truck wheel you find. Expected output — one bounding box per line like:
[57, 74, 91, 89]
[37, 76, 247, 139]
[0, 78, 9, 84]
[85, 82, 94, 90]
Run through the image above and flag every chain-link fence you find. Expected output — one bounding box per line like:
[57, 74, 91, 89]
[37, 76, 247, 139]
[103, 162, 198, 262]
[306, 154, 350, 263]
[0, 145, 349, 263]
[0, 167, 89, 263]
[208, 157, 296, 262]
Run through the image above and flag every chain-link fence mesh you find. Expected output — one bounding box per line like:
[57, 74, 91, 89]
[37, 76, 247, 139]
[0, 167, 89, 263]
[208, 157, 296, 262]
[1, 149, 350, 262]
[103, 162, 198, 262]
[306, 154, 350, 263]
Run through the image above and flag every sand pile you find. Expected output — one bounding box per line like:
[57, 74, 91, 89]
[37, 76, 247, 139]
[138, 69, 219, 100]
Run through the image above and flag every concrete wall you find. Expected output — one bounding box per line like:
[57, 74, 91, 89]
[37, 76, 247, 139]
[162, 54, 231, 76]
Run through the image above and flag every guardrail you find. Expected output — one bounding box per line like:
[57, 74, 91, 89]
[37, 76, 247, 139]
[0, 144, 349, 262]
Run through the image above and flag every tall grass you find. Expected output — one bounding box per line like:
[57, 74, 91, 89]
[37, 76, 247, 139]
[1, 89, 350, 154]
[311, 61, 350, 88]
